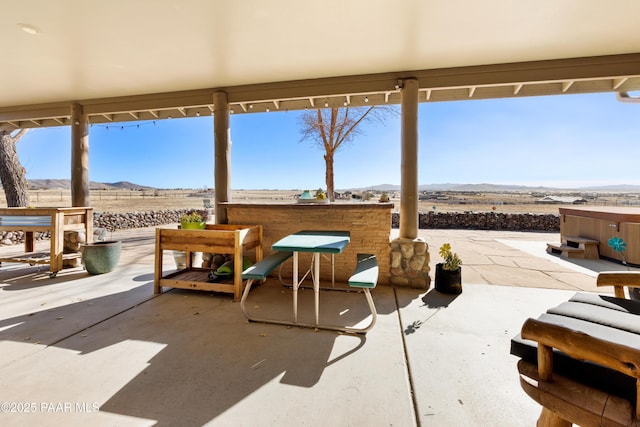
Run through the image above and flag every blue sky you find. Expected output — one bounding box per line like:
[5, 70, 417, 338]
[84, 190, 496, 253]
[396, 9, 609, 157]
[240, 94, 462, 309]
[15, 92, 639, 190]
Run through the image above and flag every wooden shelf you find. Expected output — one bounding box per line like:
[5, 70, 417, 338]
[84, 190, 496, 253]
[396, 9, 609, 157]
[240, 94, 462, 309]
[0, 251, 81, 265]
[154, 224, 263, 301]
[0, 207, 93, 277]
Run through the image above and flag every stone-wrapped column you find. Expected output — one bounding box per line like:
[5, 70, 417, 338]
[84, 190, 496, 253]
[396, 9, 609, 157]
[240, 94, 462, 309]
[389, 237, 430, 288]
[389, 78, 429, 289]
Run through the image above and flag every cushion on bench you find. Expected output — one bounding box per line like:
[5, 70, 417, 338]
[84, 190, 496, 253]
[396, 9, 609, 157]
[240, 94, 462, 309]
[348, 254, 378, 289]
[241, 251, 292, 281]
[510, 292, 640, 402]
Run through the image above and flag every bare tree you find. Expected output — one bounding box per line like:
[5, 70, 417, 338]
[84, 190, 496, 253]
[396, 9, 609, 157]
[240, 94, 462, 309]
[299, 106, 393, 201]
[0, 129, 30, 207]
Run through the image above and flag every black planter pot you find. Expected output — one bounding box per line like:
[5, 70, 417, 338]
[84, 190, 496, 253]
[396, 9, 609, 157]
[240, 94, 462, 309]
[435, 263, 462, 294]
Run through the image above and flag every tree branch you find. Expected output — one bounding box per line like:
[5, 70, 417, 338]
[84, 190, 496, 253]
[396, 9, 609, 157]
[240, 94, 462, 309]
[11, 129, 29, 143]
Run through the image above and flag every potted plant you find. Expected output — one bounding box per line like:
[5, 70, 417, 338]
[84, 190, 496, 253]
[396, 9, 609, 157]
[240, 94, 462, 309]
[435, 243, 462, 294]
[315, 188, 327, 200]
[315, 188, 328, 202]
[80, 240, 122, 275]
[180, 211, 206, 230]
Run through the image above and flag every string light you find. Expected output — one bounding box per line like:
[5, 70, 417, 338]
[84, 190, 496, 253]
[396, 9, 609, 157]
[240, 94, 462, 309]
[91, 120, 158, 131]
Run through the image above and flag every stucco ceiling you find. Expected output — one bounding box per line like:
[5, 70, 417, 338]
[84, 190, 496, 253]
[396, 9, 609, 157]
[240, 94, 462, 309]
[2, 0, 640, 128]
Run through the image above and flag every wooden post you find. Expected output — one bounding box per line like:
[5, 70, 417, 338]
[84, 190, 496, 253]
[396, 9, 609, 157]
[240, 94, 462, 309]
[400, 78, 419, 240]
[71, 104, 90, 207]
[214, 91, 231, 224]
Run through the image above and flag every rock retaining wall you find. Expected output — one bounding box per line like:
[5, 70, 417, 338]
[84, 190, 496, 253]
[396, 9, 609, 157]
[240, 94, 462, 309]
[0, 209, 208, 246]
[391, 212, 560, 232]
[93, 209, 209, 232]
[0, 209, 559, 246]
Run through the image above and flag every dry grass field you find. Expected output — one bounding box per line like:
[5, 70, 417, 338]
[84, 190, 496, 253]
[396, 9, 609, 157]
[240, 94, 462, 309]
[1, 188, 638, 215]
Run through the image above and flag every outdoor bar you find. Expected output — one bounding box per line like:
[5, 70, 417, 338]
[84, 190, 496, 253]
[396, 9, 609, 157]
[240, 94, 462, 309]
[560, 206, 640, 265]
[223, 202, 393, 285]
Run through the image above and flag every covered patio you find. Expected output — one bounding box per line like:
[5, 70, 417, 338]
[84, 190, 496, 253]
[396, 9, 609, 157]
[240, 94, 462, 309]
[2, 2, 640, 425]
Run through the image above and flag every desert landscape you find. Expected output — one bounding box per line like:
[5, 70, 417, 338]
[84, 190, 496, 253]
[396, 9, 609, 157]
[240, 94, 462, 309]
[2, 186, 640, 215]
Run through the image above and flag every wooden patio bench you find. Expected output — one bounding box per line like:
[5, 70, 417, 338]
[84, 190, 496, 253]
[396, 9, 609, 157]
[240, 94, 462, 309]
[511, 272, 640, 426]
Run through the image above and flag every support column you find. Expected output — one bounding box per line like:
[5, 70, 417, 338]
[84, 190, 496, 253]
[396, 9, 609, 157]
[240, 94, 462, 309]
[71, 104, 90, 207]
[388, 78, 429, 289]
[400, 78, 419, 239]
[213, 91, 231, 224]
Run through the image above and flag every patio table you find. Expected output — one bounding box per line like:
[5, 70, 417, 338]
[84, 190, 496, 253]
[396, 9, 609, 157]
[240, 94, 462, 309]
[272, 230, 350, 326]
[0, 207, 93, 278]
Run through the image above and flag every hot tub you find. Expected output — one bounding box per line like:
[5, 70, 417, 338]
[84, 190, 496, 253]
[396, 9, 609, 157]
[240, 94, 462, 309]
[559, 206, 640, 266]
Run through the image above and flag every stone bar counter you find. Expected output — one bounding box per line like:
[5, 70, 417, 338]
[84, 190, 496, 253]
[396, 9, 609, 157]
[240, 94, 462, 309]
[223, 202, 393, 285]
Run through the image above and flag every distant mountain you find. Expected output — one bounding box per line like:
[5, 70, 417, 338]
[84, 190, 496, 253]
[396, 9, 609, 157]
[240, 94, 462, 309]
[28, 179, 154, 191]
[23, 179, 640, 193]
[341, 183, 640, 193]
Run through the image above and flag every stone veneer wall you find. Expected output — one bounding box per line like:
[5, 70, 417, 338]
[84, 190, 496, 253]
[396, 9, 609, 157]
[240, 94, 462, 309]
[0, 209, 208, 246]
[391, 211, 560, 231]
[389, 237, 430, 288]
[0, 210, 561, 246]
[225, 203, 393, 285]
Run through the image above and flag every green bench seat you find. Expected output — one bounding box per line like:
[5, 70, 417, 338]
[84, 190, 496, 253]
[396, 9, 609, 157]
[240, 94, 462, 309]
[240, 252, 379, 334]
[242, 251, 292, 281]
[348, 253, 379, 289]
[241, 251, 292, 319]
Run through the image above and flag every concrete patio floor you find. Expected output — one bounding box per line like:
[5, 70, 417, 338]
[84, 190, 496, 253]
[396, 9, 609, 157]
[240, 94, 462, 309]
[0, 226, 632, 426]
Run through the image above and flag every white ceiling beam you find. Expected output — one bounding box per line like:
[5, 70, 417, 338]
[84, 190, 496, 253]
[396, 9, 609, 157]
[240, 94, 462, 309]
[468, 87, 476, 98]
[30, 119, 42, 126]
[7, 121, 19, 128]
[308, 97, 315, 107]
[385, 92, 391, 103]
[102, 113, 113, 121]
[178, 107, 187, 116]
[424, 89, 432, 100]
[613, 77, 629, 89]
[273, 100, 280, 110]
[149, 110, 159, 118]
[561, 81, 574, 92]
[52, 117, 66, 125]
[239, 103, 248, 112]
[129, 111, 139, 119]
[514, 83, 524, 95]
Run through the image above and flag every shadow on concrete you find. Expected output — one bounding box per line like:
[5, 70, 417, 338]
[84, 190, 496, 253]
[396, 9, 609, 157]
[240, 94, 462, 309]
[0, 265, 90, 291]
[421, 288, 461, 308]
[398, 288, 461, 335]
[0, 277, 382, 425]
